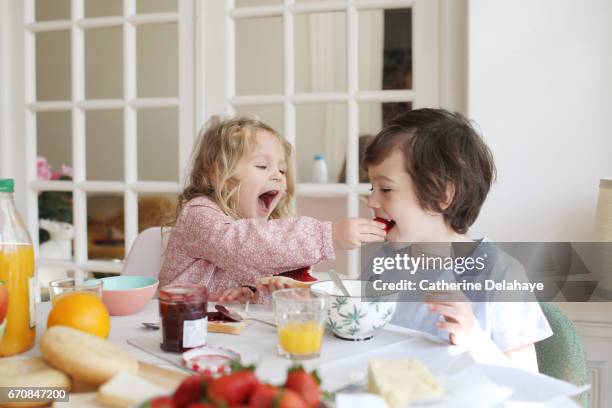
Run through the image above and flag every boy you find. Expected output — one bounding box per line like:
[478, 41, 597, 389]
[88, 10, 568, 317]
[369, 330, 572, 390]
[364, 108, 551, 372]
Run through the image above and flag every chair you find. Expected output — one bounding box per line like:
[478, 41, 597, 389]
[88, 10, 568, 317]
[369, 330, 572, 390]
[535, 302, 590, 407]
[122, 227, 168, 278]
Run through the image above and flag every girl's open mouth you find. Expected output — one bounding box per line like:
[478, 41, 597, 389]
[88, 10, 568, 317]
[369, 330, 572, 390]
[258, 190, 279, 213]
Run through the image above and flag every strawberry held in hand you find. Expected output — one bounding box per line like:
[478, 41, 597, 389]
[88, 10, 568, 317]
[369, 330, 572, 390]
[284, 365, 321, 408]
[374, 217, 395, 233]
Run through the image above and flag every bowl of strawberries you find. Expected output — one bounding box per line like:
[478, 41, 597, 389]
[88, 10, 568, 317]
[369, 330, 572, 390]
[140, 362, 324, 408]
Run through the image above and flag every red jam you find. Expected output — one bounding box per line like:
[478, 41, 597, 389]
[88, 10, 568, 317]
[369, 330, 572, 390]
[159, 284, 208, 353]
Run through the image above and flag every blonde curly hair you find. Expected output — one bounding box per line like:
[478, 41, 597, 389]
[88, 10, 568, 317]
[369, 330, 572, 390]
[172, 116, 295, 224]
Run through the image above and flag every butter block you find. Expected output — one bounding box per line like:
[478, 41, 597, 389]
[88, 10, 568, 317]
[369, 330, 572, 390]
[97, 371, 167, 407]
[368, 359, 441, 408]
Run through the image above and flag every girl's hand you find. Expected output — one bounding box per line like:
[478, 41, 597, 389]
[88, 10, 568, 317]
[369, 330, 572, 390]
[332, 217, 386, 250]
[219, 286, 258, 303]
[424, 291, 475, 346]
[256, 276, 291, 296]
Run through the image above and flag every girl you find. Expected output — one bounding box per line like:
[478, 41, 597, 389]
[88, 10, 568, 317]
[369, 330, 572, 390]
[363, 108, 552, 372]
[160, 116, 386, 301]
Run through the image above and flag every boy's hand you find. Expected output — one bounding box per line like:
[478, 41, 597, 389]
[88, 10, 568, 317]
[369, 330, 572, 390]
[219, 286, 258, 303]
[332, 217, 386, 250]
[423, 291, 475, 346]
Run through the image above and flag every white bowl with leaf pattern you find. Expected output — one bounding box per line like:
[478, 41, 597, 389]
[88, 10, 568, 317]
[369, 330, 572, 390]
[310, 279, 397, 341]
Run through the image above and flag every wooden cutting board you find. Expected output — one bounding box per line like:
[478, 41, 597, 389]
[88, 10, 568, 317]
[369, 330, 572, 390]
[52, 362, 188, 408]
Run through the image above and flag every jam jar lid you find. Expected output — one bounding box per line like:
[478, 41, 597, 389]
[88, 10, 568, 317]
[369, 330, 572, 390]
[159, 284, 208, 303]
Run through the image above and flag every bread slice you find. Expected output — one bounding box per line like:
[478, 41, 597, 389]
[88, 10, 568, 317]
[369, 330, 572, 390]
[207, 312, 250, 335]
[259, 275, 314, 288]
[0, 357, 71, 407]
[97, 371, 167, 408]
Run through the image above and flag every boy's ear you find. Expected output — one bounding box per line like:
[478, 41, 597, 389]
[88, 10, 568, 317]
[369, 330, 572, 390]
[440, 183, 455, 210]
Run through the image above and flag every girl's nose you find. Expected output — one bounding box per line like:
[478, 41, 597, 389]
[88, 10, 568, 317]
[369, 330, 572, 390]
[271, 170, 283, 182]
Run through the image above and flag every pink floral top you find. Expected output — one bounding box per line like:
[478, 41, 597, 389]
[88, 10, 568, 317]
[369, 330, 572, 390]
[160, 196, 335, 295]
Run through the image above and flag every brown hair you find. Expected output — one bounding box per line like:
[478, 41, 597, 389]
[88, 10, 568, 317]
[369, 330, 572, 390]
[170, 116, 295, 225]
[363, 108, 496, 234]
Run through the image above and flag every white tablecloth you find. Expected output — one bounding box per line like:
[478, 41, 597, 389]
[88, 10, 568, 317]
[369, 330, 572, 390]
[21, 300, 582, 407]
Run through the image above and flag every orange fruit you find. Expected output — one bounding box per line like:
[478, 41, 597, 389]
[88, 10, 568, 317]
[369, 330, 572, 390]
[47, 292, 110, 338]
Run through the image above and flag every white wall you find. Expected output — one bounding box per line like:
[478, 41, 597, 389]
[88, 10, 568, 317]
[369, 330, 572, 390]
[468, 0, 612, 242]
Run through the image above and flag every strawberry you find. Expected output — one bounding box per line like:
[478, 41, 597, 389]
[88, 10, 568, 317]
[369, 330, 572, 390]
[374, 217, 395, 233]
[173, 375, 209, 407]
[275, 389, 309, 408]
[277, 267, 316, 282]
[284, 365, 321, 408]
[208, 369, 259, 405]
[147, 396, 177, 408]
[248, 384, 281, 408]
[185, 404, 215, 408]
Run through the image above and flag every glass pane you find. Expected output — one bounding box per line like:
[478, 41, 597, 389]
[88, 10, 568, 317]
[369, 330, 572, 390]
[137, 108, 178, 181]
[86, 110, 123, 181]
[359, 101, 412, 133]
[85, 0, 122, 18]
[235, 0, 281, 6]
[85, 27, 123, 99]
[137, 0, 177, 13]
[36, 0, 70, 21]
[355, 102, 411, 183]
[296, 196, 348, 274]
[38, 190, 74, 288]
[358, 8, 412, 91]
[36, 30, 71, 101]
[295, 12, 346, 93]
[233, 105, 284, 136]
[87, 193, 125, 261]
[235, 17, 283, 95]
[138, 194, 177, 232]
[37, 111, 72, 180]
[296, 103, 346, 183]
[137, 24, 178, 97]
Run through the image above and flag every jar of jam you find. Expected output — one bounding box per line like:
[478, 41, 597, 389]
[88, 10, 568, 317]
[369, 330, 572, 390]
[159, 284, 208, 352]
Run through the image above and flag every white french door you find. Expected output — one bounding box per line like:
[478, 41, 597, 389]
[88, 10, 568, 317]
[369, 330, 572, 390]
[201, 0, 440, 276]
[19, 0, 196, 281]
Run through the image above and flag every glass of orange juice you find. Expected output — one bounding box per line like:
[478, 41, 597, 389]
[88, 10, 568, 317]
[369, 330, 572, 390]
[273, 288, 329, 360]
[49, 278, 103, 305]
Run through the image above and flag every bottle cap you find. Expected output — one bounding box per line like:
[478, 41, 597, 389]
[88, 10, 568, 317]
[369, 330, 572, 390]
[314, 154, 325, 161]
[0, 179, 14, 193]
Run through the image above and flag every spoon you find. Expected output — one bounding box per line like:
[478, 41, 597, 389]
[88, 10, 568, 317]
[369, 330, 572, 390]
[215, 304, 276, 327]
[329, 270, 351, 297]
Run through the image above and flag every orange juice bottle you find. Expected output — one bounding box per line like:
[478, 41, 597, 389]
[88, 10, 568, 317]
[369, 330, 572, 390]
[0, 179, 36, 356]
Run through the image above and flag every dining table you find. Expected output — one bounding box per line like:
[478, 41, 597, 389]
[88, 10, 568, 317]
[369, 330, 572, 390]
[16, 299, 586, 408]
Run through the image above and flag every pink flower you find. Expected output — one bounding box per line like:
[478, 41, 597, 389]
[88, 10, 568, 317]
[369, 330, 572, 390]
[60, 164, 73, 179]
[37, 157, 52, 181]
